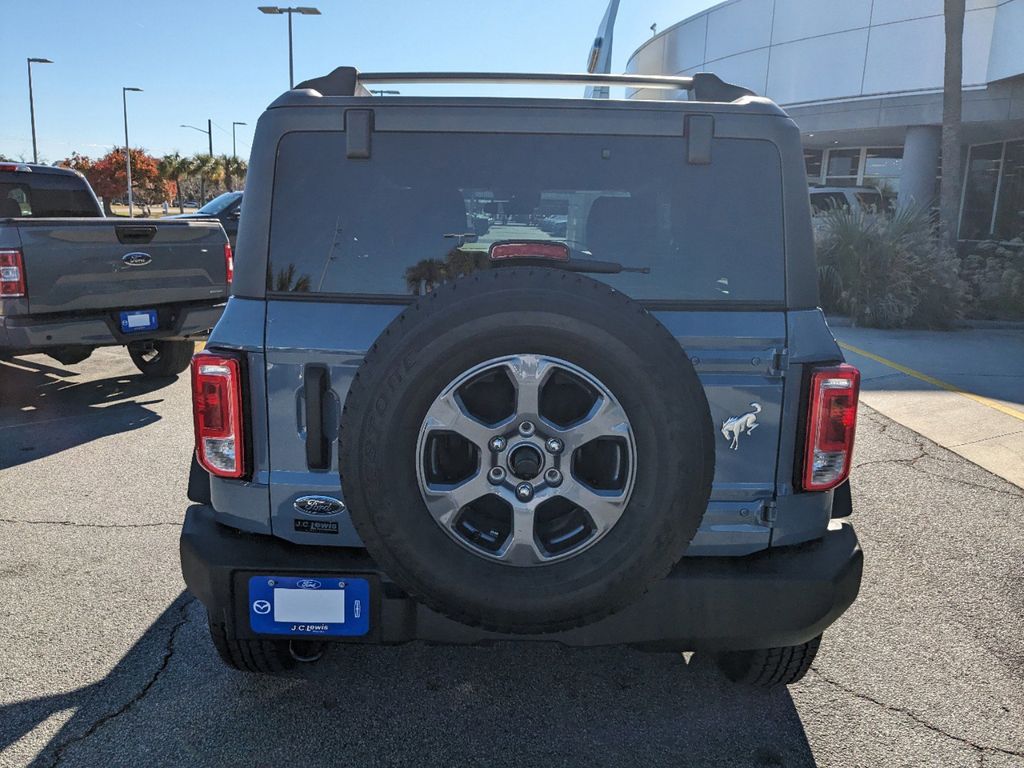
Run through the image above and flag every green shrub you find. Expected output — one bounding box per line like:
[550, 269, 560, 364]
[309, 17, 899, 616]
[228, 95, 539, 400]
[815, 205, 965, 329]
[959, 241, 1024, 320]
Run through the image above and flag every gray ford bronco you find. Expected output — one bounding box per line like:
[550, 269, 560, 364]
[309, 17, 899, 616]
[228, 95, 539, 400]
[180, 68, 864, 687]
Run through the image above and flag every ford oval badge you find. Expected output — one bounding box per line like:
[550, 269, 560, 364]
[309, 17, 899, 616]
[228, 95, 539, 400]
[122, 252, 152, 267]
[296, 579, 322, 590]
[294, 495, 345, 516]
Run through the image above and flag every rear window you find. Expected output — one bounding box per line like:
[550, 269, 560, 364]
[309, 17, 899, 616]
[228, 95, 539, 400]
[268, 131, 785, 302]
[0, 173, 99, 218]
[198, 191, 242, 216]
[854, 190, 884, 212]
[810, 191, 849, 214]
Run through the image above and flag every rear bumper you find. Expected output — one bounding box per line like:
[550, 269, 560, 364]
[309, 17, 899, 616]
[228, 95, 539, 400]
[0, 302, 223, 353]
[181, 504, 863, 651]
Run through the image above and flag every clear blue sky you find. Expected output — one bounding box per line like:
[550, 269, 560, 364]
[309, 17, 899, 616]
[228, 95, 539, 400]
[1, 0, 709, 163]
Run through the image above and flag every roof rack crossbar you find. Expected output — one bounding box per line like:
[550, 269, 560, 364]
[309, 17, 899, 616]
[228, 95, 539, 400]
[358, 71, 694, 90]
[293, 68, 757, 103]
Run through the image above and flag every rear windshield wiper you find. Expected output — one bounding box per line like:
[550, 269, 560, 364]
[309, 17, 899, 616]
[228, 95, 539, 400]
[540, 257, 650, 274]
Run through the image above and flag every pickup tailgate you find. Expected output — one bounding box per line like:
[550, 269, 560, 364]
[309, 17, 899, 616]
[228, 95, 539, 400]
[13, 218, 228, 314]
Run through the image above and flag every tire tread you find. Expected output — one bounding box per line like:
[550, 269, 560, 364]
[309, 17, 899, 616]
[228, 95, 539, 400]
[129, 340, 195, 378]
[717, 635, 821, 688]
[207, 619, 295, 675]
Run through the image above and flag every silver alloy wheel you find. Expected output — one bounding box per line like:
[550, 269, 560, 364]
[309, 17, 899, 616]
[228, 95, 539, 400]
[415, 354, 636, 566]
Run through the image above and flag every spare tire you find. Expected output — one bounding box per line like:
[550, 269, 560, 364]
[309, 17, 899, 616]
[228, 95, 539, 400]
[339, 268, 714, 634]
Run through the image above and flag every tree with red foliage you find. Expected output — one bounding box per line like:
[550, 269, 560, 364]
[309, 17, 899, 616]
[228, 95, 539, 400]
[61, 148, 170, 216]
[59, 152, 93, 175]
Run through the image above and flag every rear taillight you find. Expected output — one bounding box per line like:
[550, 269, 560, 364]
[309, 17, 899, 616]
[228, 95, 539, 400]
[0, 249, 26, 297]
[191, 351, 246, 478]
[224, 242, 234, 284]
[803, 364, 860, 491]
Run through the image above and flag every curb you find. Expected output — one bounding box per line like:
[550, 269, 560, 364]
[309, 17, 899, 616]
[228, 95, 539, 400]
[826, 315, 1024, 332]
[953, 319, 1024, 331]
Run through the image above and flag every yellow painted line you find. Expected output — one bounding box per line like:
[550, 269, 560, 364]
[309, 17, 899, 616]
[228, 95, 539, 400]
[195, 341, 205, 351]
[839, 341, 1024, 423]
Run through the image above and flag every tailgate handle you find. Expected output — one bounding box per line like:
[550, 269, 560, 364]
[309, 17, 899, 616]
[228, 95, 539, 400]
[304, 365, 330, 470]
[115, 225, 157, 245]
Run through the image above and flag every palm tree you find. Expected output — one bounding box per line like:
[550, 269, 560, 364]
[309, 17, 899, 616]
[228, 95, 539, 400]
[272, 263, 312, 292]
[158, 153, 192, 213]
[218, 155, 247, 192]
[404, 258, 445, 294]
[191, 154, 222, 205]
[940, 0, 966, 248]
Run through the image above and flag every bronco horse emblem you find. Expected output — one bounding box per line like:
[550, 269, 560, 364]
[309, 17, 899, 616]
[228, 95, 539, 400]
[721, 403, 762, 450]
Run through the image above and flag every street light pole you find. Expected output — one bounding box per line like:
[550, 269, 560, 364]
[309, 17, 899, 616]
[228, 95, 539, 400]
[180, 122, 213, 153]
[258, 6, 322, 89]
[180, 122, 214, 204]
[288, 10, 294, 88]
[27, 58, 53, 164]
[122, 86, 143, 217]
[232, 122, 247, 158]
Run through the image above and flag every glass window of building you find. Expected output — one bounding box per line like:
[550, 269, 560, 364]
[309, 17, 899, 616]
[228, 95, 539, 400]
[994, 139, 1024, 241]
[960, 142, 1003, 240]
[825, 149, 860, 186]
[863, 148, 903, 201]
[805, 150, 823, 184]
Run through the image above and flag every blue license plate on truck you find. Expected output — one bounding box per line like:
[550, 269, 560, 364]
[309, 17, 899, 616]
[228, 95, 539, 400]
[248, 576, 370, 637]
[119, 309, 157, 333]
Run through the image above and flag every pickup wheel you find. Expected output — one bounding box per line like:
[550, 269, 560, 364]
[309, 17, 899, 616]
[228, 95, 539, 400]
[207, 619, 325, 675]
[128, 340, 195, 378]
[339, 268, 715, 634]
[715, 635, 822, 688]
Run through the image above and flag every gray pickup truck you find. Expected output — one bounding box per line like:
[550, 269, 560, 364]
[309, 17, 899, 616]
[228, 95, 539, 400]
[0, 162, 229, 376]
[181, 68, 863, 687]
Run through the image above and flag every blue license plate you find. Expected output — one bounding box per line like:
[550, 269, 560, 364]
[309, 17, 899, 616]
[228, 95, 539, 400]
[119, 309, 158, 333]
[248, 575, 370, 637]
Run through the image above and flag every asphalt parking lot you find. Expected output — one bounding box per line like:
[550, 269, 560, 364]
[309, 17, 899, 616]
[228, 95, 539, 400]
[1, 348, 1023, 768]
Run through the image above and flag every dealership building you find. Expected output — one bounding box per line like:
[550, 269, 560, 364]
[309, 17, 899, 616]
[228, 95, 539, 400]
[625, 0, 1024, 241]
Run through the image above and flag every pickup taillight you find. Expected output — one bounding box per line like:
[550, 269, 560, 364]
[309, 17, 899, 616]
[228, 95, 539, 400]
[224, 243, 234, 285]
[0, 249, 26, 297]
[191, 350, 246, 479]
[803, 364, 860, 491]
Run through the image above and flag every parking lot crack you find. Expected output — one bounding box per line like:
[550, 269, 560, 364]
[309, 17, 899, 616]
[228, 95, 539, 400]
[853, 434, 1022, 498]
[810, 668, 1024, 760]
[43, 596, 196, 768]
[0, 517, 181, 529]
[853, 439, 929, 471]
[902, 464, 1024, 499]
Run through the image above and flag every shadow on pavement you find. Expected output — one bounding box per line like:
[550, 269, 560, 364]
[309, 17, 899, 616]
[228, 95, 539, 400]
[0, 358, 171, 469]
[2, 594, 816, 768]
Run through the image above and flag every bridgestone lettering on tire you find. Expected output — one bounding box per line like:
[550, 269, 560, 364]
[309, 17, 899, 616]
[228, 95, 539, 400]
[339, 269, 715, 634]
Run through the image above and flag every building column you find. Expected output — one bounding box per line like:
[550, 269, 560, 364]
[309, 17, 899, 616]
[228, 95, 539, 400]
[899, 125, 942, 209]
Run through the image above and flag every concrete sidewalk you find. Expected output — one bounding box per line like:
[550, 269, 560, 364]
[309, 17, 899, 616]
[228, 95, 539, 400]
[833, 326, 1024, 488]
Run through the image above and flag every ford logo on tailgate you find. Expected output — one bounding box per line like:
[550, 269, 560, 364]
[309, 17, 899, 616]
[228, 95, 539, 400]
[294, 496, 345, 516]
[122, 252, 152, 266]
